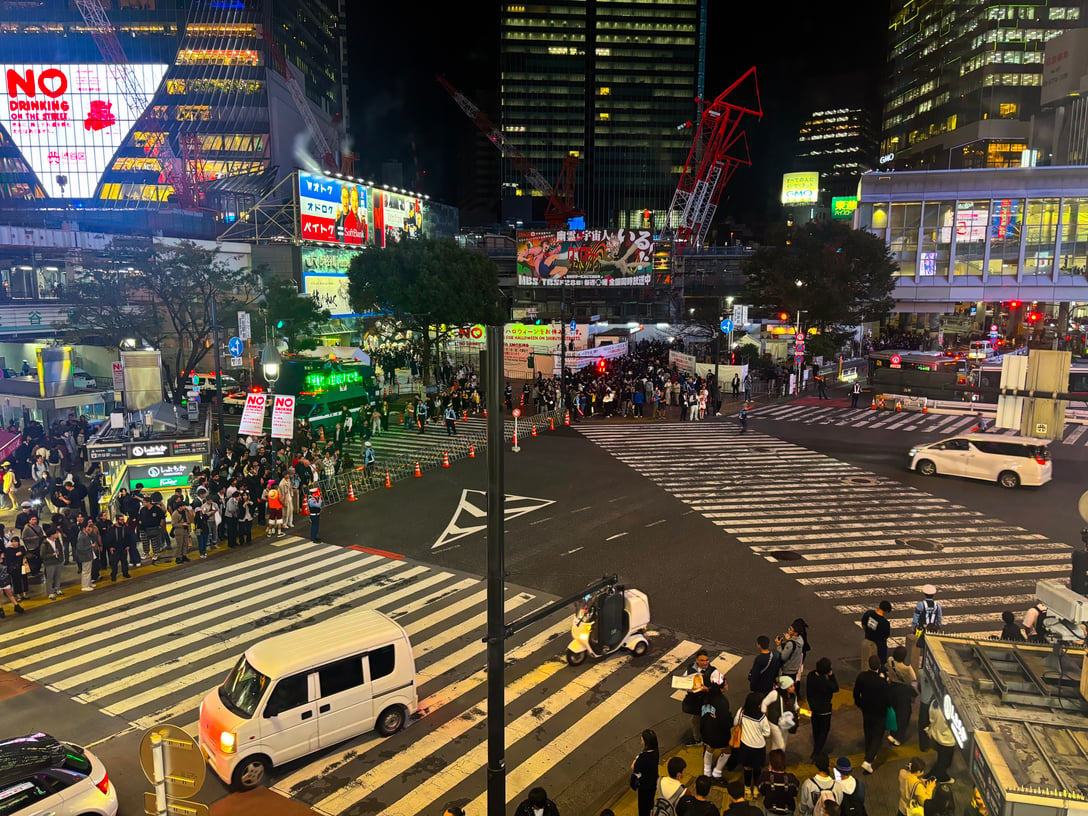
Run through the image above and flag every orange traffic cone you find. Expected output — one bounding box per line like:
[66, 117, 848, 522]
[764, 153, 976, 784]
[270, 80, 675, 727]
[531, 423, 537, 437]
[895, 399, 902, 412]
[922, 403, 928, 414]
[384, 470, 392, 488]
[319, 425, 326, 442]
[299, 498, 309, 516]
[483, 407, 487, 418]
[347, 483, 357, 501]
[442, 450, 450, 468]
[468, 443, 476, 458]
[413, 461, 422, 478]
[870, 397, 876, 410]
[463, 410, 468, 420]
[564, 410, 570, 426]
[549, 416, 556, 431]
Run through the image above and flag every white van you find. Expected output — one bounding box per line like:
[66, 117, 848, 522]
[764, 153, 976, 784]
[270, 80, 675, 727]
[198, 609, 417, 790]
[967, 340, 996, 359]
[909, 434, 1052, 488]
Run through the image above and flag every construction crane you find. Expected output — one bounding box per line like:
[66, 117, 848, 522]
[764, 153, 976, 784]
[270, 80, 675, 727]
[437, 75, 582, 226]
[71, 0, 198, 208]
[262, 31, 338, 172]
[665, 66, 762, 248]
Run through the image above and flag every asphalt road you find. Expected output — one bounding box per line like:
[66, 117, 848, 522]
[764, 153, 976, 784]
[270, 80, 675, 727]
[3, 404, 1079, 816]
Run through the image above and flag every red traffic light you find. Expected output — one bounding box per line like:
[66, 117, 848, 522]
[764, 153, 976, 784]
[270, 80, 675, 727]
[1009, 300, 1020, 308]
[778, 312, 789, 321]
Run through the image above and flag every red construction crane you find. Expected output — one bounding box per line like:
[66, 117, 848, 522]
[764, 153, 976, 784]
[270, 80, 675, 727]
[665, 67, 762, 248]
[71, 0, 199, 208]
[437, 75, 582, 225]
[262, 31, 338, 172]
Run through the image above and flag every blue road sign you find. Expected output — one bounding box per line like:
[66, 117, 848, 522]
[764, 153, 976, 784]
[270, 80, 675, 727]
[570, 319, 577, 333]
[228, 336, 243, 357]
[719, 318, 735, 334]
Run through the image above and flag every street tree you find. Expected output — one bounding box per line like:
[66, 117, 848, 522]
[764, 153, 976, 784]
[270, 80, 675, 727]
[347, 238, 504, 385]
[743, 220, 897, 334]
[261, 275, 331, 353]
[64, 238, 260, 400]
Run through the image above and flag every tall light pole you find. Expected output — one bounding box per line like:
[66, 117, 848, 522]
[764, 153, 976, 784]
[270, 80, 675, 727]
[262, 341, 281, 447]
[794, 280, 805, 395]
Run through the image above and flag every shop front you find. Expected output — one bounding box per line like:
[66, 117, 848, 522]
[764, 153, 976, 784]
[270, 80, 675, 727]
[87, 437, 211, 506]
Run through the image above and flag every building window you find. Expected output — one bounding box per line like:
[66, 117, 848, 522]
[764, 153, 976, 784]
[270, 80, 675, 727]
[1059, 198, 1088, 277]
[919, 201, 954, 278]
[1024, 198, 1060, 275]
[888, 203, 921, 275]
[953, 201, 988, 277]
[988, 199, 1022, 276]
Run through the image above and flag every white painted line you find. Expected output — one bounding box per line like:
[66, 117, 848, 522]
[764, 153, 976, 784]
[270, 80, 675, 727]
[1064, 424, 1088, 445]
[606, 532, 629, 541]
[562, 547, 584, 556]
[796, 563, 1071, 586]
[645, 519, 667, 528]
[570, 506, 592, 514]
[528, 516, 553, 526]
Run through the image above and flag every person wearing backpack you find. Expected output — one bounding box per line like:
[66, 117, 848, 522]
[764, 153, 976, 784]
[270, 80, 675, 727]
[909, 585, 943, 669]
[757, 749, 799, 815]
[653, 756, 688, 816]
[798, 754, 840, 816]
[761, 676, 799, 751]
[748, 635, 782, 694]
[832, 758, 867, 816]
[677, 775, 720, 816]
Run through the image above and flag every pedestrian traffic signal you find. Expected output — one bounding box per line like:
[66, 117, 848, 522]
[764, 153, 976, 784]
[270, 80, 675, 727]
[276, 319, 286, 329]
[597, 359, 606, 373]
[191, 373, 200, 385]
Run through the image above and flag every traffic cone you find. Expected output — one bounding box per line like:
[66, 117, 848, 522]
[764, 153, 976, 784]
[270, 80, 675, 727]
[483, 407, 487, 418]
[442, 450, 450, 468]
[299, 498, 309, 516]
[413, 461, 422, 478]
[468, 443, 476, 458]
[384, 470, 392, 488]
[463, 410, 468, 420]
[347, 483, 357, 501]
[895, 399, 902, 412]
[870, 397, 876, 410]
[922, 402, 928, 414]
[564, 410, 570, 426]
[549, 416, 555, 431]
[531, 423, 537, 437]
[319, 425, 326, 442]
[400, 411, 405, 425]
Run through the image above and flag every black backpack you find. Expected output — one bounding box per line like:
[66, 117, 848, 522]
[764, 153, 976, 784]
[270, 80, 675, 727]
[840, 785, 867, 816]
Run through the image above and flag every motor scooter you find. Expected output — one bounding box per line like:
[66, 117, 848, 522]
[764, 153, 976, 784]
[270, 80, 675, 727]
[566, 583, 650, 665]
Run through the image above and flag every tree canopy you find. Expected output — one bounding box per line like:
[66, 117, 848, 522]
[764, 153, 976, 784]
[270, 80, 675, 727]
[64, 238, 260, 399]
[261, 275, 330, 353]
[348, 238, 505, 383]
[742, 220, 897, 330]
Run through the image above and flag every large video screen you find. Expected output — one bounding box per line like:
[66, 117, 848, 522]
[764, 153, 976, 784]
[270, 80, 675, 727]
[298, 172, 425, 247]
[0, 63, 169, 198]
[516, 229, 654, 286]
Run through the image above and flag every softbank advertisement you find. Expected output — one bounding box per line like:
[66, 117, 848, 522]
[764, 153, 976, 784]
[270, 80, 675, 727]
[0, 64, 169, 198]
[298, 172, 424, 248]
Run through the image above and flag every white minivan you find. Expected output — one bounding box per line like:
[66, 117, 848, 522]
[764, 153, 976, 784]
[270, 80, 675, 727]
[199, 609, 417, 790]
[909, 434, 1052, 488]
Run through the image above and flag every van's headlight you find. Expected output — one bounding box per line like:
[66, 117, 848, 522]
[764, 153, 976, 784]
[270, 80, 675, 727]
[220, 731, 236, 754]
[909, 448, 918, 457]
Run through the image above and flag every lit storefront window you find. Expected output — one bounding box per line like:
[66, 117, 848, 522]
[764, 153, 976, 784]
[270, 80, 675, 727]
[988, 198, 1022, 276]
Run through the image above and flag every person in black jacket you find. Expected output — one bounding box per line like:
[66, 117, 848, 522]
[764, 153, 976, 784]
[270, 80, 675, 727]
[860, 601, 892, 665]
[700, 675, 732, 780]
[852, 655, 889, 774]
[514, 786, 560, 816]
[630, 728, 660, 816]
[748, 635, 782, 694]
[807, 657, 839, 758]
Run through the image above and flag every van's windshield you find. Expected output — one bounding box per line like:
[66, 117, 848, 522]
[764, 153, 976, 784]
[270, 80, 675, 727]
[219, 656, 270, 719]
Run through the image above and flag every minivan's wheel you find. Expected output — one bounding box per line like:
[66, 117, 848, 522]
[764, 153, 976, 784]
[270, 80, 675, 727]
[566, 649, 587, 666]
[998, 470, 1021, 489]
[232, 755, 270, 790]
[376, 705, 407, 736]
[916, 459, 937, 476]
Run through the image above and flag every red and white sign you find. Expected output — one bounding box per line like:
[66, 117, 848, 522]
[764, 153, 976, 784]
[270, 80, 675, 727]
[270, 395, 296, 440]
[0, 63, 169, 198]
[111, 361, 124, 391]
[238, 392, 267, 436]
[512, 408, 521, 418]
[890, 354, 902, 369]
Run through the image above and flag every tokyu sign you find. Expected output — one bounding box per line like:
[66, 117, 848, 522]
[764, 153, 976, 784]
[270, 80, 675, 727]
[1, 63, 169, 198]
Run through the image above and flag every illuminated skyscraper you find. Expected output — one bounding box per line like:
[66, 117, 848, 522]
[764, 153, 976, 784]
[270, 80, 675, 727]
[499, 0, 703, 228]
[882, 0, 1086, 170]
[0, 0, 347, 207]
[795, 107, 878, 200]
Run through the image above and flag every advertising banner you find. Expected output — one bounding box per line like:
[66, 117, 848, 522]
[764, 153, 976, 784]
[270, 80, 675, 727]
[516, 229, 653, 286]
[669, 350, 695, 373]
[558, 341, 630, 371]
[127, 461, 193, 491]
[450, 323, 588, 351]
[373, 189, 423, 247]
[781, 172, 819, 205]
[300, 245, 359, 318]
[0, 63, 169, 198]
[298, 172, 372, 245]
[238, 392, 267, 436]
[830, 197, 858, 220]
[270, 395, 296, 440]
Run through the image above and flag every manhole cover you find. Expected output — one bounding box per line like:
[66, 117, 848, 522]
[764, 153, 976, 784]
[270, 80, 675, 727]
[752, 446, 774, 453]
[842, 475, 881, 486]
[767, 550, 803, 561]
[896, 538, 944, 552]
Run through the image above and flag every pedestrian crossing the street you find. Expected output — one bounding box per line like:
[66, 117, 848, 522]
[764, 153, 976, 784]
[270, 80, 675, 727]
[0, 538, 697, 814]
[749, 401, 1088, 443]
[578, 423, 1072, 640]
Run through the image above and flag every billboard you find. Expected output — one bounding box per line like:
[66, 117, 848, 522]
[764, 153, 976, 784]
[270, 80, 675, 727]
[300, 245, 359, 318]
[831, 196, 858, 220]
[298, 172, 425, 248]
[0, 63, 169, 198]
[516, 229, 653, 286]
[1042, 29, 1088, 106]
[781, 171, 819, 205]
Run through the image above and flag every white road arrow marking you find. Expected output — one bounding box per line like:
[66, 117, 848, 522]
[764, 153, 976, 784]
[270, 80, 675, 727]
[432, 488, 556, 549]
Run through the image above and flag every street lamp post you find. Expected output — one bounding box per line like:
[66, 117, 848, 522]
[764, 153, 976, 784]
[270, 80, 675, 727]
[794, 280, 805, 395]
[262, 341, 281, 447]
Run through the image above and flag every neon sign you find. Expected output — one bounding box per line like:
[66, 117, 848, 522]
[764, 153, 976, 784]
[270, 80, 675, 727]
[304, 370, 364, 390]
[0, 63, 169, 198]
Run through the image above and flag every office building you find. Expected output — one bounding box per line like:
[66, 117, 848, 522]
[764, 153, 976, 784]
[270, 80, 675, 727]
[882, 0, 1086, 170]
[795, 106, 878, 200]
[499, 0, 702, 229]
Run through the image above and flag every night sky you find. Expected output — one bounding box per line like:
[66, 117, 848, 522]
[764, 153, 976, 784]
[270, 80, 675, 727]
[345, 1, 889, 234]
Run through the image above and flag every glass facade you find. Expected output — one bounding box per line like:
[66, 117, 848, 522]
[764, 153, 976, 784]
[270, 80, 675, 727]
[883, 1, 1088, 170]
[858, 168, 1088, 304]
[500, 0, 701, 228]
[0, 0, 346, 206]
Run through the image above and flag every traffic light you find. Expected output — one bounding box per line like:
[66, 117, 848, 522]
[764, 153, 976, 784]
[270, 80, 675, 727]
[191, 373, 200, 386]
[597, 358, 606, 373]
[1009, 300, 1020, 309]
[276, 319, 286, 329]
[778, 312, 789, 321]
[1027, 312, 1041, 323]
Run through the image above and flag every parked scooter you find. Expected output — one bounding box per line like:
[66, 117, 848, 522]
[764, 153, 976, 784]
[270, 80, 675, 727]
[566, 582, 650, 665]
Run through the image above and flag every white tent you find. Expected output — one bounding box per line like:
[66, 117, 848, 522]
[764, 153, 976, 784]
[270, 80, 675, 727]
[298, 346, 372, 365]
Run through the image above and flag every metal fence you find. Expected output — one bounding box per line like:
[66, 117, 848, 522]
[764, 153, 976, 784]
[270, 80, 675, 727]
[313, 406, 570, 507]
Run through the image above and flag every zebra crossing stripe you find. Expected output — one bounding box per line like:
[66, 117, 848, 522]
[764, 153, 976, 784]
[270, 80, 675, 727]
[272, 620, 570, 796]
[132, 575, 481, 732]
[462, 641, 699, 814]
